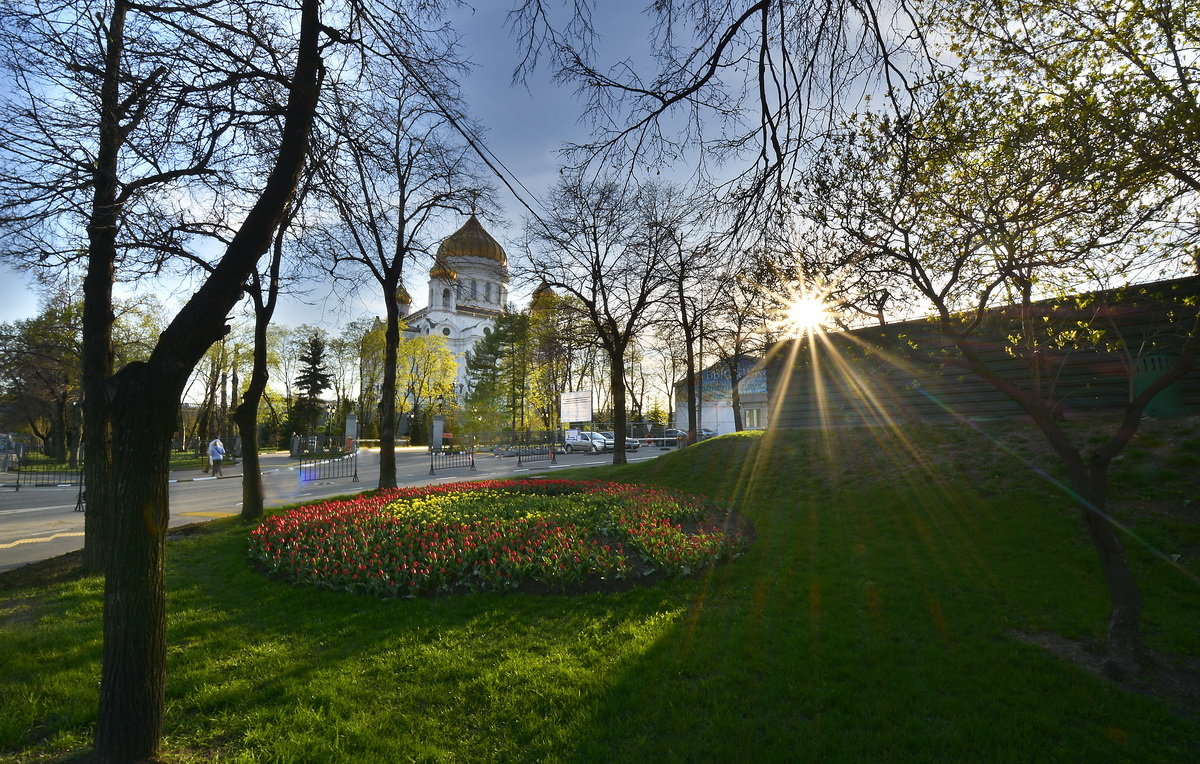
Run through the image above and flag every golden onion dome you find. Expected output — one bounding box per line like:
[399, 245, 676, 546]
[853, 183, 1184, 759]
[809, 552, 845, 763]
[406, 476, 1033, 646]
[435, 213, 507, 266]
[394, 285, 413, 305]
[428, 261, 458, 281]
[530, 281, 556, 308]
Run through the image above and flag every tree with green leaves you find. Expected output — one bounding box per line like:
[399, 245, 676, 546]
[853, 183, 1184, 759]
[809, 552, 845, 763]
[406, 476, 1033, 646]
[291, 330, 332, 436]
[527, 284, 598, 430]
[396, 333, 458, 444]
[526, 174, 671, 463]
[805, 62, 1195, 674]
[346, 317, 387, 438]
[0, 295, 81, 461]
[941, 0, 1200, 246]
[463, 312, 533, 434]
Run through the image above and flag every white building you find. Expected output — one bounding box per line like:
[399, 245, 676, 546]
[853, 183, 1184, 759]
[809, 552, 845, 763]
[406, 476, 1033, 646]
[400, 214, 509, 391]
[673, 355, 769, 435]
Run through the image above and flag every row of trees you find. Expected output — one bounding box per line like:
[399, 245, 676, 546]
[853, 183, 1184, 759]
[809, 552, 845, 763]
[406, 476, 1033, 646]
[0, 0, 1195, 758]
[0, 294, 161, 459]
[3, 274, 776, 460]
[0, 0, 488, 757]
[508, 0, 1200, 682]
[509, 175, 797, 459]
[0, 302, 465, 450]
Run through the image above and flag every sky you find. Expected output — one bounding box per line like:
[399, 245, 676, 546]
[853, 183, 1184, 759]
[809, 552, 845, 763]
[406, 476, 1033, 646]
[0, 1, 654, 331]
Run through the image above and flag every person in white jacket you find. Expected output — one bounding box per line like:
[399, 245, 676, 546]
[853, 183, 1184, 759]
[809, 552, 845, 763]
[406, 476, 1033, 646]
[208, 438, 226, 477]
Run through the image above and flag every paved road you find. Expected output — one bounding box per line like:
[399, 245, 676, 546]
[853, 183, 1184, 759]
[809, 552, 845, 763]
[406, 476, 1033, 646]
[0, 446, 671, 573]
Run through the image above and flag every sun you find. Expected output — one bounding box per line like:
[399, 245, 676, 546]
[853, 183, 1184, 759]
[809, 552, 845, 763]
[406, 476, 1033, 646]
[776, 291, 833, 336]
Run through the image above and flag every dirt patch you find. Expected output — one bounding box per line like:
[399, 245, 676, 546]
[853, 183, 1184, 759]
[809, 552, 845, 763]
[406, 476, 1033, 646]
[1010, 629, 1200, 720]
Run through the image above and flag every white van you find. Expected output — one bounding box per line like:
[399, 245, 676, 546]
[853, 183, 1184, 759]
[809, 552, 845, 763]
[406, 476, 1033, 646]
[564, 430, 614, 453]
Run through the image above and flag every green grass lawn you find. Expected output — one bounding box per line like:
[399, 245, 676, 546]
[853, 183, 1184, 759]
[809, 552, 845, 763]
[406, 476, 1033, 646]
[2, 423, 1198, 761]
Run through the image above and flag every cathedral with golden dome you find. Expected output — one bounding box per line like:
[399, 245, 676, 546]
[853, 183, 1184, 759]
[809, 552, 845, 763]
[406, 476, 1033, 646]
[400, 214, 510, 390]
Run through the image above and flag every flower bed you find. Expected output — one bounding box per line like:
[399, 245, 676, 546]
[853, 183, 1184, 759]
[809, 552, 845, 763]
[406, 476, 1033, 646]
[248, 479, 750, 597]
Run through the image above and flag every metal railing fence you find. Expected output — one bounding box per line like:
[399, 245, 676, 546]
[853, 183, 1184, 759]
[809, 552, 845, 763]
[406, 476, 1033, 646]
[513, 444, 557, 466]
[429, 445, 476, 474]
[2, 445, 83, 491]
[297, 450, 358, 482]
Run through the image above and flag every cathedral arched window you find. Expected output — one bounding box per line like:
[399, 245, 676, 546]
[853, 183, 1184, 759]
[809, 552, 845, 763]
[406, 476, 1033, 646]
[470, 279, 477, 297]
[442, 288, 451, 306]
[485, 282, 492, 301]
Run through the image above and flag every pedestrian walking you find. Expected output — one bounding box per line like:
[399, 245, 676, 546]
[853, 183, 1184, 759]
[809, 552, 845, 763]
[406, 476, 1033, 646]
[208, 438, 225, 478]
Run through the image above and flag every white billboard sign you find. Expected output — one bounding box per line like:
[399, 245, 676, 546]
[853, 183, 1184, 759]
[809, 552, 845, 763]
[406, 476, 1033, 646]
[559, 390, 593, 423]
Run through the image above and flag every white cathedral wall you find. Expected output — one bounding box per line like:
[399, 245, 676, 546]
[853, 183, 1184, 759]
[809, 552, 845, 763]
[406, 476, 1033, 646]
[411, 252, 508, 402]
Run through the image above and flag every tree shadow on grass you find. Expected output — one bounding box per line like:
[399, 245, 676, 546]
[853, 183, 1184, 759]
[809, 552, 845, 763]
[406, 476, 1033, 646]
[552, 469, 1200, 762]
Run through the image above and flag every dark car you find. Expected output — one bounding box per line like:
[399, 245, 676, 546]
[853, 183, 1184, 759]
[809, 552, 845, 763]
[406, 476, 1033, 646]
[660, 428, 715, 443]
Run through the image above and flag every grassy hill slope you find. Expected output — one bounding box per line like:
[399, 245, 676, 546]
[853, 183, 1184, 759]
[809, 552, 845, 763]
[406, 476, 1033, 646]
[1, 418, 1197, 761]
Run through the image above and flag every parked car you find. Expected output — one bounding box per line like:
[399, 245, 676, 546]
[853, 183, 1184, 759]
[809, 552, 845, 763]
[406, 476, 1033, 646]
[565, 431, 614, 453]
[599, 431, 640, 451]
[658, 428, 716, 444]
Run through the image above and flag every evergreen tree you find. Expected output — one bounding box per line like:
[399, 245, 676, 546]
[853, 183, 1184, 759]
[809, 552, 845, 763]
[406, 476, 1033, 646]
[291, 331, 331, 434]
[463, 313, 528, 433]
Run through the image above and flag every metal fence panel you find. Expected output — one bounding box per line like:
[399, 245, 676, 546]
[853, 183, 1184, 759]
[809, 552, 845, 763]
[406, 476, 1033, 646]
[430, 447, 476, 474]
[297, 451, 358, 482]
[515, 445, 557, 466]
[10, 461, 83, 490]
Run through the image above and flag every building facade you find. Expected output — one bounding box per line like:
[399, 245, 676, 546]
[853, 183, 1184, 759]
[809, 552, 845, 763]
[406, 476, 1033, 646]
[400, 214, 510, 392]
[673, 355, 769, 435]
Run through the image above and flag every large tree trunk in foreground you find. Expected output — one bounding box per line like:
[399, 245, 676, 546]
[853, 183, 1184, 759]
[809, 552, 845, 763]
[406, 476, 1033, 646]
[95, 366, 177, 758]
[92, 0, 322, 757]
[80, 0, 128, 574]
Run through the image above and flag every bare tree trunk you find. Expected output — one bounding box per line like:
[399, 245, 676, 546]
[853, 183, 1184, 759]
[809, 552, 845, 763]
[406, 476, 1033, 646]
[378, 295, 400, 489]
[95, 366, 174, 759]
[235, 389, 264, 520]
[197, 357, 220, 439]
[1073, 466, 1143, 676]
[610, 350, 628, 465]
[728, 361, 743, 432]
[80, 0, 126, 574]
[239, 213, 287, 522]
[679, 287, 699, 443]
[236, 311, 269, 521]
[92, 0, 322, 756]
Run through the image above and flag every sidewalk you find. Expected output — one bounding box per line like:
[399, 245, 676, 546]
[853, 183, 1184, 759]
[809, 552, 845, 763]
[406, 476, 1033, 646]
[170, 451, 299, 483]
